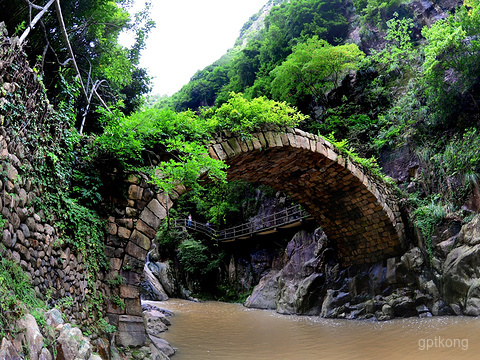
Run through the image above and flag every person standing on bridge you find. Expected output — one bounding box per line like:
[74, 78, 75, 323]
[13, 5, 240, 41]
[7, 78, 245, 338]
[188, 214, 192, 227]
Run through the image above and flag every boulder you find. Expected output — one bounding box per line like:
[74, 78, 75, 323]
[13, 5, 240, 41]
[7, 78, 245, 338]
[16, 313, 44, 360]
[443, 244, 480, 310]
[293, 273, 325, 315]
[382, 304, 395, 319]
[458, 214, 480, 246]
[45, 308, 64, 329]
[276, 281, 298, 314]
[431, 300, 454, 316]
[400, 247, 424, 273]
[148, 262, 175, 297]
[39, 348, 53, 360]
[143, 263, 169, 301]
[143, 310, 169, 337]
[56, 324, 93, 360]
[149, 344, 170, 360]
[244, 270, 279, 309]
[320, 290, 350, 318]
[0, 338, 21, 360]
[465, 278, 480, 316]
[149, 335, 175, 357]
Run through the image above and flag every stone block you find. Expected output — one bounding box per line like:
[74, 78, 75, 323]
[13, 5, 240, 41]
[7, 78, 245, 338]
[122, 255, 144, 274]
[121, 270, 142, 286]
[109, 258, 122, 271]
[212, 144, 227, 160]
[147, 199, 167, 220]
[106, 222, 117, 236]
[130, 230, 151, 251]
[126, 241, 148, 261]
[135, 220, 156, 239]
[139, 207, 161, 230]
[128, 184, 143, 201]
[120, 284, 140, 299]
[117, 227, 131, 240]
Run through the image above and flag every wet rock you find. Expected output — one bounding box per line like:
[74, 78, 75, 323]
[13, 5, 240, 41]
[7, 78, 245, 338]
[276, 281, 298, 314]
[143, 310, 168, 337]
[142, 263, 169, 301]
[244, 270, 279, 309]
[465, 278, 480, 316]
[293, 273, 325, 315]
[431, 300, 454, 316]
[443, 244, 480, 310]
[320, 290, 350, 318]
[401, 247, 424, 273]
[364, 299, 376, 314]
[149, 344, 170, 360]
[149, 336, 176, 357]
[148, 262, 175, 297]
[382, 304, 395, 319]
[389, 296, 417, 318]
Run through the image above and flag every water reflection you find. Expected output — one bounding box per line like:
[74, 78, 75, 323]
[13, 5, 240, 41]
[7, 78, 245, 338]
[147, 299, 480, 360]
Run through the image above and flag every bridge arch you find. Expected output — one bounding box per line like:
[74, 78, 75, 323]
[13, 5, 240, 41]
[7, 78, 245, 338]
[106, 127, 406, 346]
[208, 127, 406, 265]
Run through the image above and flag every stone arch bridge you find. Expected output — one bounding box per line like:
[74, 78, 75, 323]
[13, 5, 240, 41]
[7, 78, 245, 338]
[105, 127, 406, 346]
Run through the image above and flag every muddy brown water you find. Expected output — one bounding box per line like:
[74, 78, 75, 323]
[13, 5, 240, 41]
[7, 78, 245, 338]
[147, 299, 480, 360]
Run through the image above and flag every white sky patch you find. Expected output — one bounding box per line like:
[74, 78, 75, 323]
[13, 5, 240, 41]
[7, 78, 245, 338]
[123, 0, 267, 96]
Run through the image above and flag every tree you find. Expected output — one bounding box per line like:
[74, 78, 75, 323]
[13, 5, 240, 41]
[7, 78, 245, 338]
[270, 37, 365, 108]
[421, 0, 480, 121]
[4, 0, 153, 132]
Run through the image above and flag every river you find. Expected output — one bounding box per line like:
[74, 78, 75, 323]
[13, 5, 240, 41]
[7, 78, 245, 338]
[147, 299, 480, 359]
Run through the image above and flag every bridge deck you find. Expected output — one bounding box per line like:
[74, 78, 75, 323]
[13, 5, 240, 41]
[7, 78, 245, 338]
[173, 204, 313, 242]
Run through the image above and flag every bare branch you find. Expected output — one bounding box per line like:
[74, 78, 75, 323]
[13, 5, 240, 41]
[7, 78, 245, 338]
[19, 0, 55, 45]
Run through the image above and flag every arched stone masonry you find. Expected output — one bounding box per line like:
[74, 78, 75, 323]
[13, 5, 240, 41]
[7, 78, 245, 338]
[107, 127, 406, 346]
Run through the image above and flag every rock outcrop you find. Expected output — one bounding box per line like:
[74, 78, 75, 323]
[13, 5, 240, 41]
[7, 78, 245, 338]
[242, 215, 480, 320]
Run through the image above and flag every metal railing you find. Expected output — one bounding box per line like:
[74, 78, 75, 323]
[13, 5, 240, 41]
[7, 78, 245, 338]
[173, 204, 312, 242]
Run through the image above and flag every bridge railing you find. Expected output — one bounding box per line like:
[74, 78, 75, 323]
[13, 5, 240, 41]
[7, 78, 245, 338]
[173, 204, 311, 242]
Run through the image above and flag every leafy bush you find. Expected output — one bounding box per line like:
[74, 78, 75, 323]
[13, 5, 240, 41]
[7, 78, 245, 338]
[0, 246, 45, 338]
[209, 92, 307, 137]
[412, 196, 446, 262]
[177, 239, 219, 275]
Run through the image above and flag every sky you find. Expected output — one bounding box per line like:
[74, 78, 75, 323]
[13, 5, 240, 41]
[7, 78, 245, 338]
[125, 0, 268, 96]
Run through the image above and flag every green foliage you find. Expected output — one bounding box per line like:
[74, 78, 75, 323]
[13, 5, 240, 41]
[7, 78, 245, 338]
[177, 180, 269, 227]
[371, 13, 417, 75]
[324, 133, 396, 186]
[177, 239, 219, 275]
[416, 128, 480, 207]
[412, 196, 446, 262]
[4, 0, 153, 131]
[156, 221, 186, 259]
[270, 37, 365, 108]
[421, 0, 480, 122]
[0, 246, 45, 338]
[160, 0, 349, 112]
[209, 92, 307, 137]
[354, 0, 403, 29]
